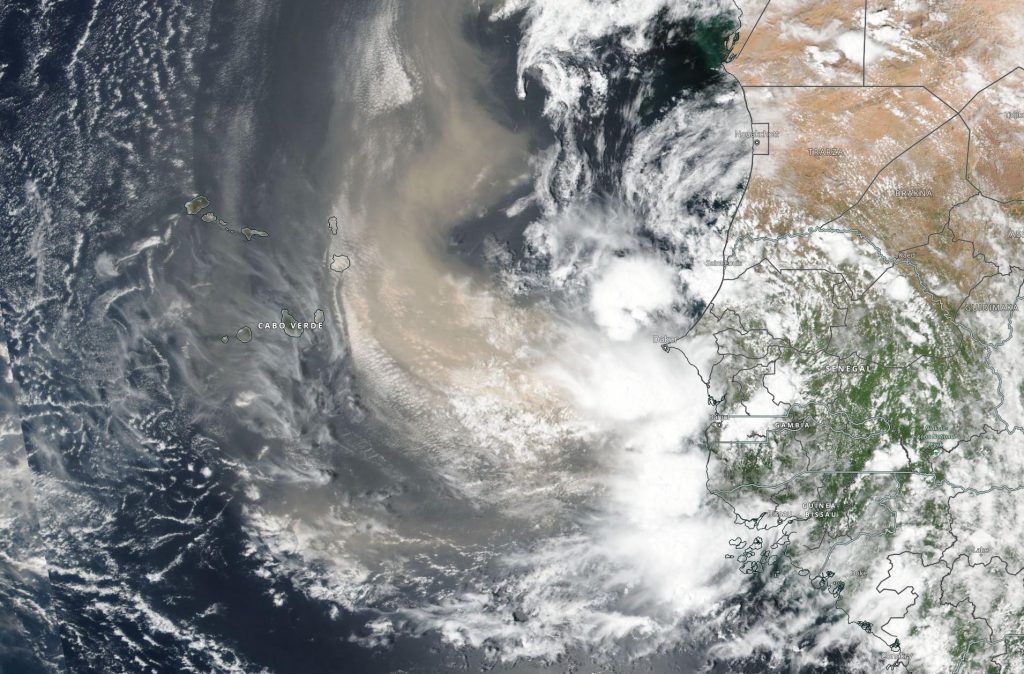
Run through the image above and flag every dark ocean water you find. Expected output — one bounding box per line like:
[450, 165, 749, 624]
[0, 0, 433, 670]
[0, 0, 769, 672]
[0, 317, 65, 673]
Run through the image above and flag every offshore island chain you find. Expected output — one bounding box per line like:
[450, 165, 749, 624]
[257, 319, 325, 331]
[258, 308, 326, 336]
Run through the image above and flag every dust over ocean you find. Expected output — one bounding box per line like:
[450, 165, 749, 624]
[0, 1, 852, 672]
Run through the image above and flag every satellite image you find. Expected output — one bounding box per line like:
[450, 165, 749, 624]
[2, 0, 1024, 672]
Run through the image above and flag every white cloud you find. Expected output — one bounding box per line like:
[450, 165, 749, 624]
[588, 257, 680, 341]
